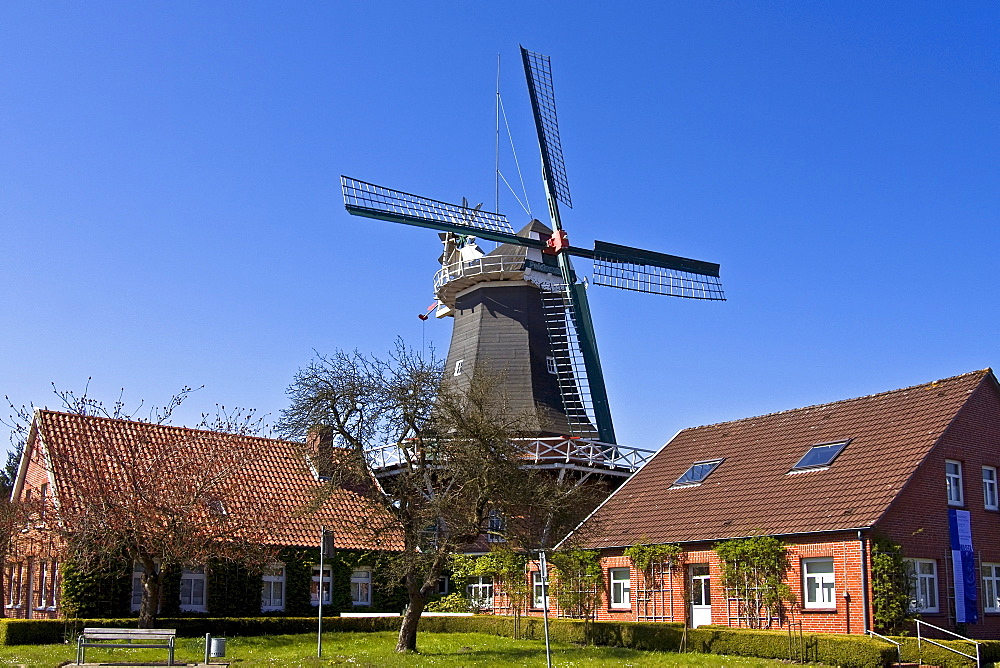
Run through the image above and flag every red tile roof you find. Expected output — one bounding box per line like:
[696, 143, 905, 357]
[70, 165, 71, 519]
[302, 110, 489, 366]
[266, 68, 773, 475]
[569, 370, 993, 549]
[33, 410, 402, 551]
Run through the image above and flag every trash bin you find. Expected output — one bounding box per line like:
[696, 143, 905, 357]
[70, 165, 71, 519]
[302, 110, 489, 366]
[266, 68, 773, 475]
[210, 636, 226, 658]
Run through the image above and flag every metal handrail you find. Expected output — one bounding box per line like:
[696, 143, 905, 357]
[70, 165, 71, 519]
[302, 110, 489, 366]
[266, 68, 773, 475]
[916, 618, 980, 667]
[865, 629, 901, 666]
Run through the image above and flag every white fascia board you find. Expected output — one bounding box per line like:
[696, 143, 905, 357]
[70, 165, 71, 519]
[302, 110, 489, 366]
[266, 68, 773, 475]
[10, 409, 40, 502]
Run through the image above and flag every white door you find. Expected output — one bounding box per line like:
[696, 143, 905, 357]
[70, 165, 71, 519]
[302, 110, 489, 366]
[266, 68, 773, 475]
[690, 564, 711, 627]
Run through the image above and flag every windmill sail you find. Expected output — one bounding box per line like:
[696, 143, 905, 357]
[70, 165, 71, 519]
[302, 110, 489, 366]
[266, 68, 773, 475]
[341, 176, 525, 244]
[521, 47, 572, 209]
[590, 240, 725, 300]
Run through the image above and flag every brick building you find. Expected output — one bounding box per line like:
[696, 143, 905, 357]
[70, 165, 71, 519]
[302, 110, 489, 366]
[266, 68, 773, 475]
[4, 410, 402, 619]
[538, 369, 1000, 638]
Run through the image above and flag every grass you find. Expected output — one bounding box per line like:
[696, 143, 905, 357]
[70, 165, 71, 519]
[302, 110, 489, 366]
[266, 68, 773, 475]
[1, 631, 829, 667]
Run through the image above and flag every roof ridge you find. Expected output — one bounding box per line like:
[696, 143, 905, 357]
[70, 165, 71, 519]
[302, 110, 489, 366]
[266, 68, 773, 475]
[35, 408, 297, 447]
[684, 369, 991, 433]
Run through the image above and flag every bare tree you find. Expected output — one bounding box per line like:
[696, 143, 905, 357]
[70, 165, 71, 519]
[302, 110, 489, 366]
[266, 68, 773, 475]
[278, 341, 604, 653]
[5, 384, 277, 627]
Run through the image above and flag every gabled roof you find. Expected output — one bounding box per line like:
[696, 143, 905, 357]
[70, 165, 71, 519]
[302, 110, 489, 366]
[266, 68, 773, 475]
[24, 410, 402, 551]
[569, 369, 994, 549]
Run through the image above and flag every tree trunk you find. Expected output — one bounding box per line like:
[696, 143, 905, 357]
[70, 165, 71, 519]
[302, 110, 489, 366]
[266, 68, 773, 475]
[137, 558, 161, 628]
[396, 571, 427, 652]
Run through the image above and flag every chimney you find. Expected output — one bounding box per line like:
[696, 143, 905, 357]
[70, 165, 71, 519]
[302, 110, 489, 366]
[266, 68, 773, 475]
[306, 426, 337, 480]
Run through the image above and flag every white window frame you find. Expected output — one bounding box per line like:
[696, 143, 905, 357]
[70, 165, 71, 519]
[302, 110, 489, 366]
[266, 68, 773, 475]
[179, 567, 207, 613]
[984, 467, 999, 511]
[982, 563, 1000, 613]
[454, 359, 464, 376]
[466, 576, 494, 610]
[609, 567, 631, 609]
[802, 557, 836, 609]
[907, 558, 939, 613]
[946, 460, 964, 506]
[351, 568, 372, 606]
[311, 565, 332, 606]
[532, 571, 549, 609]
[546, 356, 557, 375]
[261, 563, 285, 612]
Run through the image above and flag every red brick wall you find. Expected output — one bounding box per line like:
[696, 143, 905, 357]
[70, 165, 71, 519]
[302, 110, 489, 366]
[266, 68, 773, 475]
[513, 536, 870, 634]
[4, 436, 65, 619]
[878, 378, 1000, 638]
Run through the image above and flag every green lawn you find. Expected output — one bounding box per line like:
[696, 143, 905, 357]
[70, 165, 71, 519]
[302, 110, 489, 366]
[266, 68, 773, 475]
[1, 631, 827, 667]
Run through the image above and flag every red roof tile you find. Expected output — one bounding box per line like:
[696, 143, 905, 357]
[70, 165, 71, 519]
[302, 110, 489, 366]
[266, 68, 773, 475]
[33, 410, 402, 551]
[569, 370, 992, 549]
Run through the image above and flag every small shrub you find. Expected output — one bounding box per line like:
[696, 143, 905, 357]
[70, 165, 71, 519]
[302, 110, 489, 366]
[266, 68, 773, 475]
[425, 592, 472, 613]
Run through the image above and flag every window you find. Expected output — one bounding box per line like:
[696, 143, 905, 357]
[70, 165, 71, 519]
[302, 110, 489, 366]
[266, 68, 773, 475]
[982, 563, 1000, 613]
[486, 510, 506, 543]
[261, 564, 285, 612]
[546, 356, 557, 375]
[7, 563, 23, 609]
[205, 497, 227, 517]
[946, 460, 964, 506]
[609, 567, 631, 609]
[802, 558, 835, 609]
[351, 569, 372, 606]
[435, 575, 449, 595]
[454, 359, 464, 376]
[671, 459, 724, 488]
[532, 571, 549, 609]
[467, 576, 494, 610]
[791, 440, 850, 472]
[984, 467, 998, 510]
[907, 559, 939, 613]
[35, 560, 58, 610]
[179, 567, 207, 612]
[311, 566, 332, 606]
[35, 561, 49, 610]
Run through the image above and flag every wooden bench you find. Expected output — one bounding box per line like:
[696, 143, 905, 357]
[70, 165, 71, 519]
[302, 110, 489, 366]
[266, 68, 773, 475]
[76, 627, 176, 665]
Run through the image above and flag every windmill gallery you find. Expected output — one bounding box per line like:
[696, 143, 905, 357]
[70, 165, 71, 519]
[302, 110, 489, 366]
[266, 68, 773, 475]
[7, 47, 1000, 643]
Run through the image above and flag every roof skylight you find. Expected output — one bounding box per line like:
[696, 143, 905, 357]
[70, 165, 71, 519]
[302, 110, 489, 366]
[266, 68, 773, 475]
[790, 440, 850, 472]
[671, 459, 724, 488]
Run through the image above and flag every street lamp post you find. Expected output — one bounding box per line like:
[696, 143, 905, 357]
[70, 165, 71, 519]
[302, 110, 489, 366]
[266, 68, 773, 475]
[317, 527, 335, 658]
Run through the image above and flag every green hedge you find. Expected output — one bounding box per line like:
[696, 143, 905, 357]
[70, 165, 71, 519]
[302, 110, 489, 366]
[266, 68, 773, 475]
[9, 615, 995, 667]
[0, 616, 409, 645]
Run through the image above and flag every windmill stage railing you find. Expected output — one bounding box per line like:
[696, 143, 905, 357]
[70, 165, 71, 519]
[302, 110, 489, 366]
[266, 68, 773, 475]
[365, 436, 655, 478]
[433, 255, 529, 293]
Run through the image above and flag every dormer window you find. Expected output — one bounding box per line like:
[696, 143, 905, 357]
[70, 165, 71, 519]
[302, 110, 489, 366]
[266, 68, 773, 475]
[671, 459, 724, 488]
[790, 440, 850, 473]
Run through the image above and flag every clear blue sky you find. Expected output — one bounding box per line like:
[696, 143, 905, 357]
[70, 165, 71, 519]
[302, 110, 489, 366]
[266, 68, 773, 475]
[2, 2, 998, 460]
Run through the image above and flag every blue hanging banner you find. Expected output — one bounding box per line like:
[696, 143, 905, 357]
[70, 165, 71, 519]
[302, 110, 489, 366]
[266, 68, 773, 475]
[948, 508, 978, 624]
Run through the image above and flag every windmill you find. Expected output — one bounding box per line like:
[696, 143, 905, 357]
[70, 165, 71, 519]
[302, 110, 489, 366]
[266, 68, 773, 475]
[341, 46, 724, 452]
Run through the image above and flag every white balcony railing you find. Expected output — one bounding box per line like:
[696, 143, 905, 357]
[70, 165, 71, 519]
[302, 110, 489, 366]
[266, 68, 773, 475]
[365, 436, 655, 477]
[433, 255, 527, 293]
